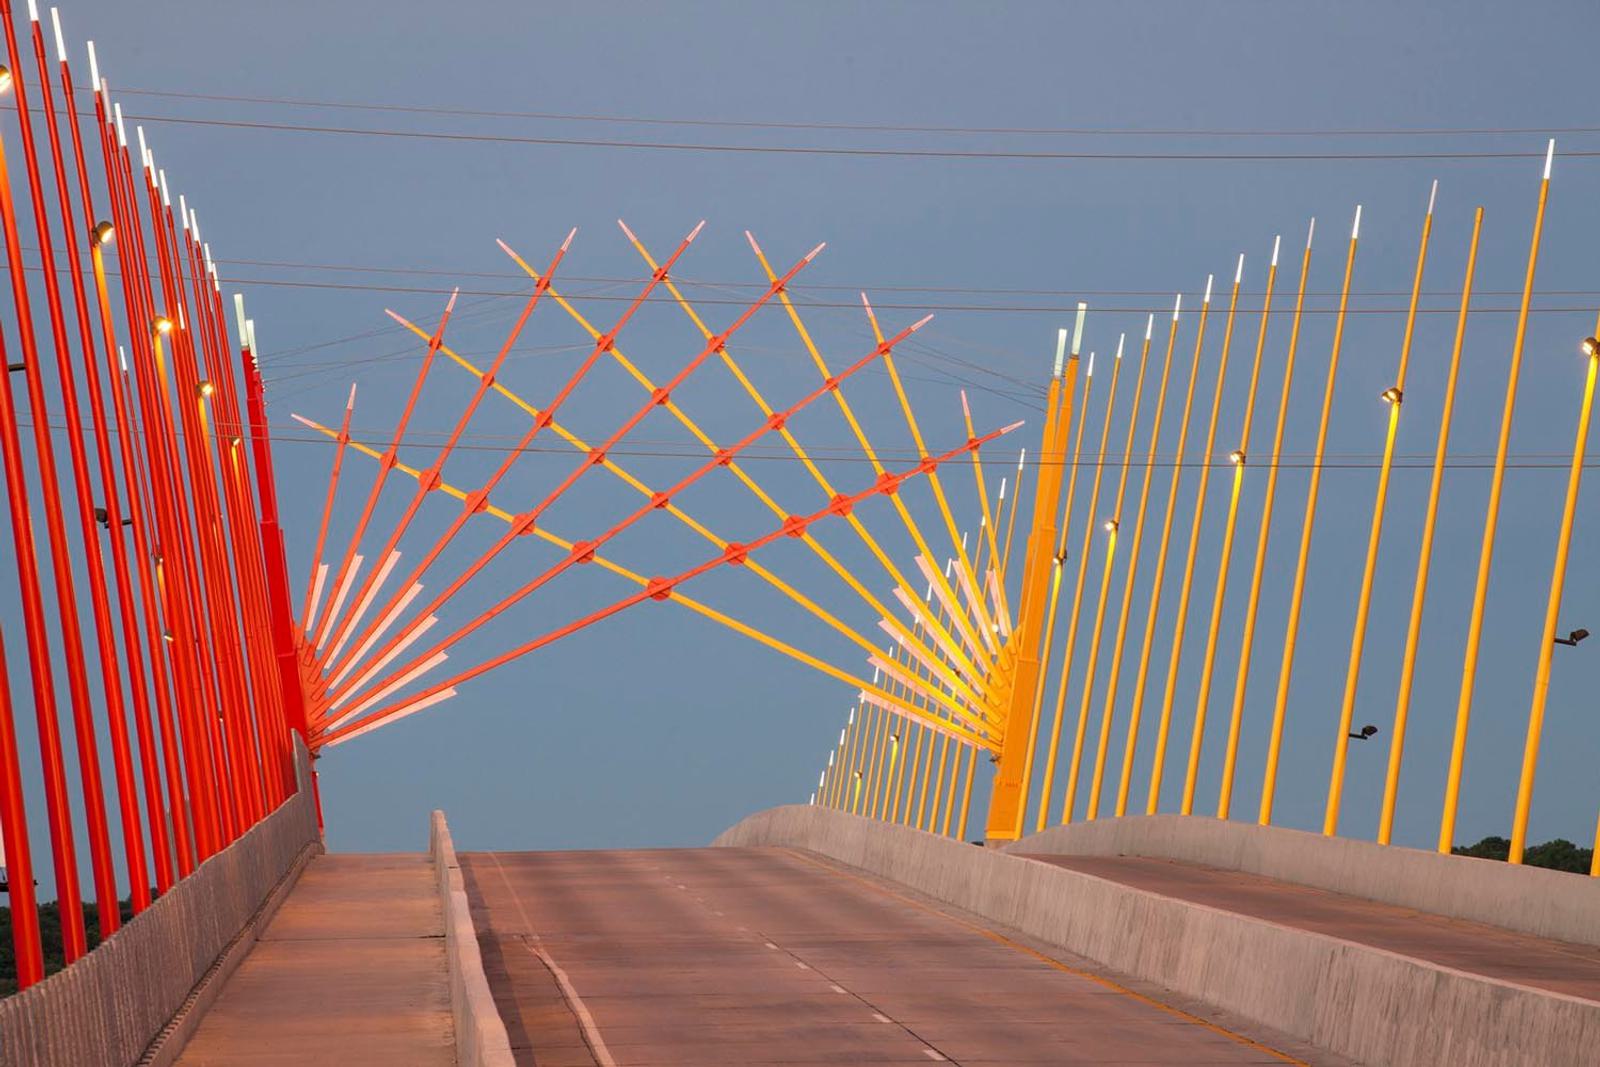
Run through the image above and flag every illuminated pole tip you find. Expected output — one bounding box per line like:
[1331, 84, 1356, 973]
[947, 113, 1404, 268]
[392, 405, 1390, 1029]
[346, 382, 358, 411]
[1086, 352, 1096, 378]
[136, 124, 149, 170]
[909, 313, 934, 332]
[1017, 447, 1027, 472]
[1145, 313, 1155, 341]
[802, 242, 826, 263]
[1071, 302, 1088, 356]
[616, 218, 638, 243]
[1203, 274, 1215, 305]
[87, 40, 98, 86]
[446, 287, 460, 313]
[178, 194, 188, 230]
[25, 0, 37, 22]
[246, 319, 259, 356]
[50, 8, 66, 63]
[1172, 293, 1182, 321]
[1115, 333, 1125, 360]
[743, 229, 764, 257]
[960, 389, 971, 420]
[1544, 138, 1555, 180]
[0, 66, 10, 93]
[190, 212, 200, 242]
[860, 291, 877, 323]
[233, 293, 249, 349]
[998, 476, 1007, 502]
[563, 226, 579, 250]
[113, 101, 127, 146]
[1306, 216, 1316, 249]
[1351, 204, 1363, 240]
[1054, 327, 1069, 376]
[1427, 179, 1439, 216]
[1271, 234, 1281, 268]
[1234, 253, 1245, 286]
[91, 220, 114, 246]
[159, 169, 171, 208]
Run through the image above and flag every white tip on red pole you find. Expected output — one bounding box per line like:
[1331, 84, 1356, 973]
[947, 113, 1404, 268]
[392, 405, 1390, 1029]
[87, 40, 98, 86]
[246, 319, 258, 356]
[135, 123, 148, 169]
[158, 169, 171, 208]
[178, 194, 188, 229]
[347, 382, 358, 410]
[687, 219, 705, 242]
[445, 287, 459, 313]
[803, 242, 826, 263]
[26, 0, 38, 23]
[910, 313, 934, 332]
[561, 227, 576, 252]
[50, 8, 66, 63]
[233, 293, 248, 349]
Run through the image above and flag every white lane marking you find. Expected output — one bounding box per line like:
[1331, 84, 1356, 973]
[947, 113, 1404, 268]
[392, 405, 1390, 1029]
[763, 941, 779, 950]
[829, 984, 847, 994]
[795, 961, 810, 970]
[922, 1050, 946, 1061]
[487, 854, 619, 1067]
[872, 1012, 892, 1024]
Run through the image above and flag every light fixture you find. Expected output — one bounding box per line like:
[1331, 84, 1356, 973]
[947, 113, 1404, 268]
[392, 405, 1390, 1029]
[1347, 724, 1378, 741]
[1103, 518, 1119, 533]
[161, 629, 174, 644]
[1228, 449, 1246, 466]
[0, 67, 11, 94]
[153, 315, 174, 335]
[1583, 336, 1598, 358]
[196, 380, 215, 399]
[1554, 628, 1589, 647]
[229, 435, 242, 448]
[1380, 386, 1404, 405]
[91, 220, 114, 246]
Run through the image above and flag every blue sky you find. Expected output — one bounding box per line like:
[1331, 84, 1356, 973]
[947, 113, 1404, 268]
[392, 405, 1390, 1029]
[3, 1, 1599, 882]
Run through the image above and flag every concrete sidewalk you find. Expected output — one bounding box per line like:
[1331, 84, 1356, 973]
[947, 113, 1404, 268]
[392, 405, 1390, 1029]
[172, 853, 455, 1066]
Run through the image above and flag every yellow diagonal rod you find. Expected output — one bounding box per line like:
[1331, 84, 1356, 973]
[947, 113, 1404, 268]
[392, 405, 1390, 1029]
[502, 248, 988, 710]
[1068, 324, 1153, 822]
[1378, 208, 1483, 844]
[962, 392, 1011, 626]
[999, 449, 1026, 587]
[847, 706, 869, 814]
[1511, 325, 1597, 864]
[1017, 349, 1093, 828]
[827, 722, 845, 807]
[1121, 284, 1213, 812]
[1182, 247, 1275, 815]
[1038, 350, 1121, 830]
[1191, 243, 1276, 816]
[941, 740, 962, 835]
[298, 417, 993, 748]
[1440, 147, 1554, 853]
[1325, 185, 1436, 836]
[1218, 221, 1314, 819]
[637, 232, 988, 697]
[1260, 206, 1363, 826]
[392, 321, 985, 731]
[929, 733, 952, 831]
[865, 681, 890, 817]
[1154, 262, 1242, 815]
[1103, 304, 1183, 818]
[958, 744, 977, 840]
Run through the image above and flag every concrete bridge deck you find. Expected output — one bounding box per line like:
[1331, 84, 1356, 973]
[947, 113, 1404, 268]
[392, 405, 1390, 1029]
[461, 846, 1323, 1065]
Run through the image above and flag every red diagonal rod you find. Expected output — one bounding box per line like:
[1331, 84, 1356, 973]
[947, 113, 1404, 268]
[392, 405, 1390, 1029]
[33, 10, 154, 913]
[0, 0, 95, 955]
[339, 309, 928, 721]
[305, 384, 357, 633]
[319, 238, 819, 723]
[327, 420, 1019, 744]
[310, 290, 458, 655]
[318, 224, 699, 694]
[317, 229, 583, 672]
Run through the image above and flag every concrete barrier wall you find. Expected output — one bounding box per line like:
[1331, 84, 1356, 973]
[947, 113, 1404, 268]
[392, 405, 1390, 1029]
[430, 811, 515, 1067]
[1015, 814, 1600, 947]
[716, 805, 1600, 1067]
[0, 744, 321, 1067]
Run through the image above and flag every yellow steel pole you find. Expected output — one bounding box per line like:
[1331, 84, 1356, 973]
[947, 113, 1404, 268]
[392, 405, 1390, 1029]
[927, 733, 951, 831]
[999, 449, 1027, 586]
[914, 722, 935, 826]
[958, 744, 977, 840]
[1439, 143, 1553, 853]
[1123, 280, 1213, 812]
[1065, 327, 1154, 822]
[941, 741, 962, 835]
[1218, 221, 1315, 818]
[1038, 348, 1123, 829]
[1187, 241, 1280, 815]
[997, 319, 1086, 839]
[1379, 208, 1483, 844]
[1509, 327, 1597, 863]
[1099, 302, 1183, 817]
[1324, 184, 1436, 836]
[840, 708, 862, 809]
[1154, 259, 1245, 814]
[1259, 205, 1362, 826]
[864, 692, 890, 819]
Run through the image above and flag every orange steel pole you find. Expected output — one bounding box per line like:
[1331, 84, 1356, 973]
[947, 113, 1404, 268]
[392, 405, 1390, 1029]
[1006, 319, 1086, 838]
[1380, 210, 1484, 844]
[1179, 249, 1270, 815]
[1324, 184, 1435, 836]
[1103, 300, 1183, 817]
[1156, 259, 1243, 815]
[2, 0, 121, 937]
[1039, 348, 1120, 828]
[1071, 323, 1155, 821]
[1439, 145, 1553, 853]
[1260, 205, 1363, 826]
[1121, 282, 1212, 814]
[304, 385, 357, 636]
[1217, 220, 1314, 819]
[0, 623, 41, 986]
[1510, 320, 1598, 864]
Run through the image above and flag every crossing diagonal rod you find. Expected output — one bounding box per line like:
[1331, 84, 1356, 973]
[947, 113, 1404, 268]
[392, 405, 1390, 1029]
[325, 422, 1019, 743]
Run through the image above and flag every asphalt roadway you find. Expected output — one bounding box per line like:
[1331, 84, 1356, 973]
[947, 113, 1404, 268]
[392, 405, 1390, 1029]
[460, 846, 1329, 1066]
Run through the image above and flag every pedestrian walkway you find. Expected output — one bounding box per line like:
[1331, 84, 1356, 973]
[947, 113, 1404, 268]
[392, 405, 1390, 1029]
[173, 853, 455, 1066]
